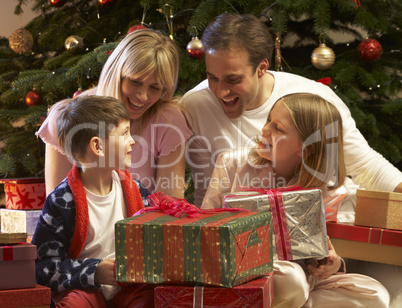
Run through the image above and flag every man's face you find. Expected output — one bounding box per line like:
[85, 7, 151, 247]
[205, 48, 264, 119]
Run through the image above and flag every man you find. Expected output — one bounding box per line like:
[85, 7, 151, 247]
[181, 12, 402, 206]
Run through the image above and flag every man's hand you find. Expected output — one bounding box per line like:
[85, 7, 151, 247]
[94, 258, 119, 286]
[307, 237, 342, 280]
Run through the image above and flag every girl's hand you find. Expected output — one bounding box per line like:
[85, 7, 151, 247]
[307, 236, 342, 280]
[94, 258, 119, 286]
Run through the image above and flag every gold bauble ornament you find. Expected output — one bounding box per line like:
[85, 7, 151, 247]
[64, 35, 84, 53]
[311, 43, 335, 70]
[9, 28, 34, 55]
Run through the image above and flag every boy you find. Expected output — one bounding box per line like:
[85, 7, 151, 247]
[32, 96, 154, 307]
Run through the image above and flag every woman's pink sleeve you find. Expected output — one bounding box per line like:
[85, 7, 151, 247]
[154, 107, 193, 158]
[35, 100, 69, 154]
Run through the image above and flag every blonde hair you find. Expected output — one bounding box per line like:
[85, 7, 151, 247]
[253, 93, 346, 190]
[96, 29, 180, 133]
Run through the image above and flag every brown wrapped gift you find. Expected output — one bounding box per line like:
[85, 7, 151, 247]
[0, 232, 27, 244]
[355, 189, 402, 230]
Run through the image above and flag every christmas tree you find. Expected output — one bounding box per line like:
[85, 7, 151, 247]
[0, 0, 401, 184]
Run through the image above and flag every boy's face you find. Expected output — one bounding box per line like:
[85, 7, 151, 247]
[105, 120, 135, 170]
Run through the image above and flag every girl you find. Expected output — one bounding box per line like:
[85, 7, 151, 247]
[202, 93, 389, 307]
[202, 93, 347, 222]
[36, 29, 192, 198]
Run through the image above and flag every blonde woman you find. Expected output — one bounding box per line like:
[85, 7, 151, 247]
[37, 29, 192, 198]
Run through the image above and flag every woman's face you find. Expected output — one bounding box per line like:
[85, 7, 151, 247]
[257, 99, 303, 170]
[120, 72, 164, 119]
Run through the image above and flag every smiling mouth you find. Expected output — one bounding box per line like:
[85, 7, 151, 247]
[260, 137, 272, 148]
[221, 97, 238, 106]
[128, 98, 145, 109]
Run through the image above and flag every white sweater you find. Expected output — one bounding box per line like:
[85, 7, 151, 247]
[181, 71, 402, 206]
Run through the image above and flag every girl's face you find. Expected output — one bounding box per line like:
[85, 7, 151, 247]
[106, 120, 135, 170]
[120, 72, 164, 119]
[257, 99, 303, 170]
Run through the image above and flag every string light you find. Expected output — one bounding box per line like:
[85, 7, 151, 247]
[157, 4, 174, 40]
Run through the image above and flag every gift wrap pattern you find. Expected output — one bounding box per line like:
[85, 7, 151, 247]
[224, 188, 328, 261]
[115, 211, 273, 287]
[355, 189, 402, 230]
[1, 209, 42, 235]
[0, 233, 27, 244]
[0, 284, 51, 308]
[0, 178, 46, 210]
[154, 272, 274, 308]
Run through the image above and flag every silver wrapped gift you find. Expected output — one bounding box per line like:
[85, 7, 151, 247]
[223, 188, 328, 261]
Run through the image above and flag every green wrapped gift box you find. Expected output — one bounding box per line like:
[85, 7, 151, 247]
[115, 210, 273, 287]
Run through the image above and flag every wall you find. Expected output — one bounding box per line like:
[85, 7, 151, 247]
[0, 1, 40, 38]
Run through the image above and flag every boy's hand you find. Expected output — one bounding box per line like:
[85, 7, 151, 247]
[307, 237, 342, 280]
[94, 258, 119, 286]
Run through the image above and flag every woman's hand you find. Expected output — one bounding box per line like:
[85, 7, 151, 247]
[307, 236, 342, 280]
[94, 258, 119, 286]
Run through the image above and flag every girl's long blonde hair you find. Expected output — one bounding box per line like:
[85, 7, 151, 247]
[96, 29, 181, 134]
[252, 93, 346, 190]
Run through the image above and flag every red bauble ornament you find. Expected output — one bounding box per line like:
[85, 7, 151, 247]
[73, 88, 83, 98]
[98, 0, 116, 8]
[358, 38, 382, 62]
[186, 36, 205, 59]
[127, 24, 147, 35]
[25, 90, 42, 107]
[50, 0, 67, 7]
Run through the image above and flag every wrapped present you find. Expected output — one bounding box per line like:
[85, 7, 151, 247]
[0, 232, 27, 244]
[223, 187, 328, 261]
[355, 189, 402, 230]
[115, 193, 273, 287]
[1, 209, 42, 235]
[154, 271, 274, 308]
[0, 178, 45, 210]
[0, 243, 36, 290]
[327, 222, 402, 266]
[0, 284, 51, 308]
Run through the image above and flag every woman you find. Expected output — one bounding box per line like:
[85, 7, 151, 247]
[37, 29, 192, 198]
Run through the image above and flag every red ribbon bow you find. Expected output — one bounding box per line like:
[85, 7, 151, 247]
[316, 77, 331, 85]
[236, 185, 304, 195]
[134, 192, 250, 217]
